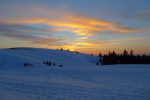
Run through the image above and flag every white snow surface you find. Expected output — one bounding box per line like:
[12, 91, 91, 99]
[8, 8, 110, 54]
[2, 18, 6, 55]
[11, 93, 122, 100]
[0, 48, 150, 100]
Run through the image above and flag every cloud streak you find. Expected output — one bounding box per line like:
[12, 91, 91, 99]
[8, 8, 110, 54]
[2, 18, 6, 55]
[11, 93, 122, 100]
[134, 10, 150, 20]
[0, 6, 141, 52]
[0, 23, 64, 45]
[0, 11, 139, 51]
[0, 13, 136, 37]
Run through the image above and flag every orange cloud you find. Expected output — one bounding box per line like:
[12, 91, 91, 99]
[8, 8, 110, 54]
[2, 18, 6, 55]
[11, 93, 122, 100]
[54, 40, 119, 51]
[0, 12, 139, 53]
[0, 14, 136, 37]
[59, 37, 149, 52]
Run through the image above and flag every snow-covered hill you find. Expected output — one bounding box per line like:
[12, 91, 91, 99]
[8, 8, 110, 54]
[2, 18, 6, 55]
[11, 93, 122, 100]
[0, 48, 150, 100]
[0, 48, 99, 72]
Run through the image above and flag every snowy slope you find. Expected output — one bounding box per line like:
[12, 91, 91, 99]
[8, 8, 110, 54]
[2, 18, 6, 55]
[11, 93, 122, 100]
[0, 48, 98, 71]
[0, 48, 150, 100]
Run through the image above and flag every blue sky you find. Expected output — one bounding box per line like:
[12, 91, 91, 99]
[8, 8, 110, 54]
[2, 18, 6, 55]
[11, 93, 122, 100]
[0, 0, 150, 54]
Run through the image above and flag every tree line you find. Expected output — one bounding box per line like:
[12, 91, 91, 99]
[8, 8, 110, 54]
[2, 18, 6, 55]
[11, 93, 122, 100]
[99, 50, 150, 65]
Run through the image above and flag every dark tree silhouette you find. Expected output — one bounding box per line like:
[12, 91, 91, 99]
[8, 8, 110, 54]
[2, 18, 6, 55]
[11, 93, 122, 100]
[101, 50, 150, 65]
[67, 49, 70, 52]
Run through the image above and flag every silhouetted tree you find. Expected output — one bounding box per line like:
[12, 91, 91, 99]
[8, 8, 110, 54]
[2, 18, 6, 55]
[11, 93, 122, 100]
[101, 50, 150, 65]
[130, 50, 134, 56]
[98, 53, 102, 64]
[99, 53, 102, 57]
[123, 50, 128, 56]
[67, 49, 69, 52]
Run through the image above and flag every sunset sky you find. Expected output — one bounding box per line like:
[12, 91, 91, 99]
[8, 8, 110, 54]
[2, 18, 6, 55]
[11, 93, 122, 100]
[0, 0, 150, 54]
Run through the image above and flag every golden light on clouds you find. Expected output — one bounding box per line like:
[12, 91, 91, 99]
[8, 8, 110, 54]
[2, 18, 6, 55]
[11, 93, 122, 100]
[0, 14, 136, 37]
[0, 12, 141, 54]
[0, 1, 149, 55]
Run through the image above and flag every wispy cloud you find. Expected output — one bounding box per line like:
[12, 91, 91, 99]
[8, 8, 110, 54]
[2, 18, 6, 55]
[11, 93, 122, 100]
[0, 13, 136, 37]
[0, 23, 64, 45]
[134, 10, 150, 20]
[58, 36, 150, 51]
[0, 6, 142, 51]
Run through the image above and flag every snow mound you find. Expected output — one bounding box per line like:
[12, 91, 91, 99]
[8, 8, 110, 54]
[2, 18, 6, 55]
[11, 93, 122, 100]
[0, 48, 99, 70]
